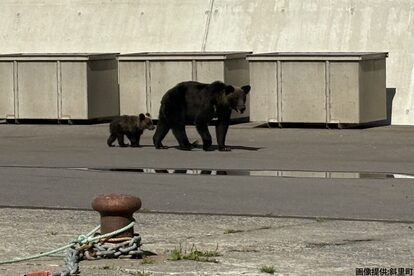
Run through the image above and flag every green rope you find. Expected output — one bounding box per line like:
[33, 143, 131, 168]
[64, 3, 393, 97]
[0, 221, 135, 265]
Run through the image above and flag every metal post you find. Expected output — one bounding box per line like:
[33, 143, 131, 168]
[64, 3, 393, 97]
[92, 194, 142, 238]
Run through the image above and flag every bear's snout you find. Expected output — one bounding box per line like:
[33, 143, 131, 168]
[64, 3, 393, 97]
[148, 125, 155, 130]
[235, 106, 246, 113]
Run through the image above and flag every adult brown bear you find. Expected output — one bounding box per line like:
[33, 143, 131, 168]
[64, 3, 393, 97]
[153, 80, 250, 151]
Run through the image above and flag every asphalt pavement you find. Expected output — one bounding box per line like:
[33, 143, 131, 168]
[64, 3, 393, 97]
[1, 123, 414, 275]
[0, 123, 413, 222]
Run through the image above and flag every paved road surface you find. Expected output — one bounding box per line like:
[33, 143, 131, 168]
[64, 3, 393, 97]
[0, 123, 413, 221]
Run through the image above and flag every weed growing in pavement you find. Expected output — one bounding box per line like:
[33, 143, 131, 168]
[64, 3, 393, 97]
[258, 225, 272, 230]
[315, 217, 327, 223]
[128, 270, 151, 276]
[169, 244, 220, 263]
[259, 265, 276, 274]
[224, 225, 272, 234]
[224, 229, 245, 234]
[140, 256, 155, 265]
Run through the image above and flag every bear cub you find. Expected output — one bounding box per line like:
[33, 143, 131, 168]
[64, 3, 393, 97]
[107, 113, 155, 147]
[153, 80, 250, 151]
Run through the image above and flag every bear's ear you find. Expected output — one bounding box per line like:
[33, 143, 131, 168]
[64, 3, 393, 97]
[225, 85, 235, 95]
[210, 80, 227, 91]
[139, 113, 146, 121]
[145, 113, 151, 117]
[241, 85, 251, 94]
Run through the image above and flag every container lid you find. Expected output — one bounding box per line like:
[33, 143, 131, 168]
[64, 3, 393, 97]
[118, 51, 252, 61]
[247, 52, 388, 61]
[0, 53, 119, 61]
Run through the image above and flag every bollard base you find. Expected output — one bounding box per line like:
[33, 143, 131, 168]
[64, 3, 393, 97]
[25, 271, 50, 276]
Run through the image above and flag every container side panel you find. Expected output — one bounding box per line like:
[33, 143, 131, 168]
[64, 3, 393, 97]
[87, 59, 119, 119]
[329, 62, 360, 123]
[224, 59, 250, 87]
[195, 61, 224, 83]
[359, 59, 387, 123]
[224, 59, 251, 120]
[119, 61, 147, 115]
[0, 62, 14, 118]
[281, 62, 326, 123]
[249, 62, 277, 122]
[18, 62, 58, 119]
[149, 61, 192, 119]
[61, 62, 87, 119]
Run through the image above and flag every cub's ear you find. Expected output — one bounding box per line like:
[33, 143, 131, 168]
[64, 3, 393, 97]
[225, 85, 235, 95]
[145, 113, 151, 117]
[241, 85, 251, 94]
[139, 113, 146, 121]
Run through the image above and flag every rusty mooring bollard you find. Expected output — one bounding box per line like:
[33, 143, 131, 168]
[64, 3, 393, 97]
[92, 193, 141, 238]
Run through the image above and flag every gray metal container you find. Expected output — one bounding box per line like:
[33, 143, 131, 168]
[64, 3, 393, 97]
[247, 52, 388, 125]
[0, 53, 119, 121]
[118, 52, 251, 121]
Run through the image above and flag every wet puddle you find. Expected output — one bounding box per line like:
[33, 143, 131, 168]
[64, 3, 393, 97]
[75, 167, 414, 179]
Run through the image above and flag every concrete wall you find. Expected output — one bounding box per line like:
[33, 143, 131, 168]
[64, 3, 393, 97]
[1, 0, 413, 124]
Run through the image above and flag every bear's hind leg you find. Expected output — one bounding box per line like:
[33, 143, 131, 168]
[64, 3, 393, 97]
[107, 134, 116, 147]
[171, 124, 192, 150]
[195, 123, 212, 151]
[153, 118, 170, 149]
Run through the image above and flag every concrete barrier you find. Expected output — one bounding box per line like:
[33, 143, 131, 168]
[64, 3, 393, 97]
[0, 0, 413, 125]
[205, 0, 414, 125]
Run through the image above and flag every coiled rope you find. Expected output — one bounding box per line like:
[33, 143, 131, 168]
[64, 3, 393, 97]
[0, 221, 141, 275]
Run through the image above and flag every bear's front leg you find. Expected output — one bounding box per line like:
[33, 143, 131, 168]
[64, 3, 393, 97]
[126, 134, 138, 147]
[216, 116, 231, 151]
[117, 134, 128, 147]
[129, 132, 142, 148]
[130, 139, 140, 147]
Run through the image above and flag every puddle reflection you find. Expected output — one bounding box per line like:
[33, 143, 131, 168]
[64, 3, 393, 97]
[80, 168, 414, 179]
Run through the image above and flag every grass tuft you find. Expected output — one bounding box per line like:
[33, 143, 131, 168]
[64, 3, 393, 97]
[140, 256, 155, 265]
[224, 229, 245, 234]
[259, 265, 276, 274]
[169, 244, 220, 263]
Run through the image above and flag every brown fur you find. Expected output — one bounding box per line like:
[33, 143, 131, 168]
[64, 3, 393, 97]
[153, 81, 250, 151]
[107, 113, 155, 147]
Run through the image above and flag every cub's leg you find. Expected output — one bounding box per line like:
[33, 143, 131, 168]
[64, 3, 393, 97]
[132, 135, 142, 147]
[127, 133, 139, 147]
[117, 134, 128, 147]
